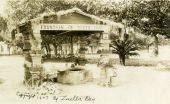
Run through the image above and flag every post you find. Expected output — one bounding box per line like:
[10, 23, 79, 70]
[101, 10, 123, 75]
[70, 35, 74, 55]
[30, 33, 43, 66]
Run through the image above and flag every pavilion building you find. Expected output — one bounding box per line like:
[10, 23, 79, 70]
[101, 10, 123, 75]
[14, 8, 124, 64]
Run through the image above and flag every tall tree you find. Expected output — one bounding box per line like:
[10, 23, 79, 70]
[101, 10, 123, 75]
[7, 0, 45, 27]
[121, 0, 170, 56]
[0, 16, 7, 39]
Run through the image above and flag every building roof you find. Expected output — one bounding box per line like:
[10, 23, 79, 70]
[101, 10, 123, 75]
[29, 7, 124, 29]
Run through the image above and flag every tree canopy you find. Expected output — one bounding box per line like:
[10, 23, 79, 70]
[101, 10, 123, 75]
[7, 0, 169, 35]
[7, 0, 122, 27]
[6, 0, 170, 56]
[123, 0, 170, 36]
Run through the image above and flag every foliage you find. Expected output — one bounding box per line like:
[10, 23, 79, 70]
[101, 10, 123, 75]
[15, 36, 24, 49]
[110, 34, 139, 65]
[7, 0, 170, 57]
[0, 16, 7, 32]
[0, 16, 8, 41]
[125, 0, 169, 35]
[119, 0, 170, 56]
[79, 47, 88, 54]
[0, 35, 4, 41]
[7, 0, 169, 35]
[158, 35, 170, 45]
[7, 0, 45, 25]
[7, 0, 122, 26]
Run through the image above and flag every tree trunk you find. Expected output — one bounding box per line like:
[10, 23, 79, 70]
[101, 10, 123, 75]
[122, 55, 126, 66]
[153, 35, 159, 56]
[147, 45, 150, 53]
[119, 55, 126, 66]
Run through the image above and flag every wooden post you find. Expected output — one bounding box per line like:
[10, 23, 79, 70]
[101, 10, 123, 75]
[70, 35, 74, 55]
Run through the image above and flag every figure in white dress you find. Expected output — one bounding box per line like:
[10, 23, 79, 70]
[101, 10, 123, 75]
[97, 54, 117, 87]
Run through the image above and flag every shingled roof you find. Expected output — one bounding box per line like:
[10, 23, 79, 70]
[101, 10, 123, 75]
[29, 7, 124, 28]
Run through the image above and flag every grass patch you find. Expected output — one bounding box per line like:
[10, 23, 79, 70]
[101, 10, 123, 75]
[124, 59, 157, 66]
[87, 58, 159, 67]
[42, 57, 169, 67]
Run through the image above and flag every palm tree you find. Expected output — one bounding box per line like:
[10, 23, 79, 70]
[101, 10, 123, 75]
[110, 33, 139, 66]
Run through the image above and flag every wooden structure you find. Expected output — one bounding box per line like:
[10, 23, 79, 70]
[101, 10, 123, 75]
[15, 8, 124, 66]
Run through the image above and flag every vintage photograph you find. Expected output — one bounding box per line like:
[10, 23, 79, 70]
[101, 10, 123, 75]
[0, 0, 170, 104]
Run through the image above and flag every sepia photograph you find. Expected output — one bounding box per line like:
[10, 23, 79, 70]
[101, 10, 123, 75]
[0, 0, 170, 104]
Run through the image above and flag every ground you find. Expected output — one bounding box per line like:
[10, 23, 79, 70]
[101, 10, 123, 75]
[0, 46, 170, 104]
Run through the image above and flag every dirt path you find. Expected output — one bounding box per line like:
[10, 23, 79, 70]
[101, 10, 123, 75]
[0, 56, 170, 104]
[0, 56, 25, 103]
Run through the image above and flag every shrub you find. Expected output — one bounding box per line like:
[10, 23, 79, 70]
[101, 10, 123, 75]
[110, 34, 139, 66]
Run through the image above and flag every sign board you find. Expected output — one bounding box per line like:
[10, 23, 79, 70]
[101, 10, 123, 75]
[40, 24, 109, 32]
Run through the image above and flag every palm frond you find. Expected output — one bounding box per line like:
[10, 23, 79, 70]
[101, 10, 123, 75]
[111, 36, 139, 56]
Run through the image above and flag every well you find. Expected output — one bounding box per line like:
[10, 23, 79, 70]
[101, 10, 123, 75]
[57, 68, 87, 84]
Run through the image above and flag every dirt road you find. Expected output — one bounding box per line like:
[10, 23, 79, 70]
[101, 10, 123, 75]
[0, 56, 170, 104]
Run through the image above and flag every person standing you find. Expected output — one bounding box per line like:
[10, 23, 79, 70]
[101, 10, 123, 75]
[97, 54, 109, 86]
[97, 54, 117, 87]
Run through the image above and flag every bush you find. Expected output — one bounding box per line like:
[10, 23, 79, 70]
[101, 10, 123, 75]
[97, 50, 102, 54]
[79, 47, 88, 54]
[110, 34, 139, 65]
